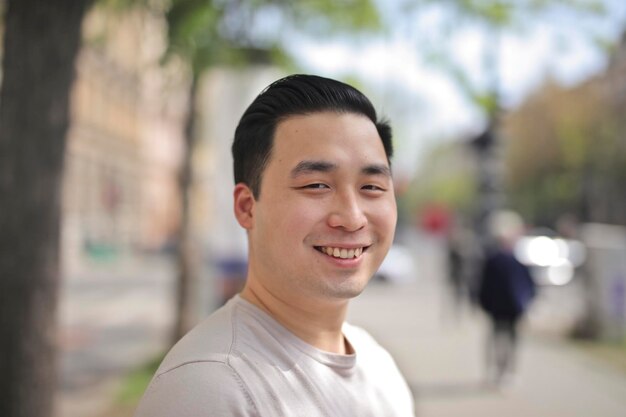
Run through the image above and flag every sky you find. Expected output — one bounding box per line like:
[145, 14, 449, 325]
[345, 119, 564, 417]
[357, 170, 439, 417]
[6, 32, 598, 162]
[286, 0, 626, 178]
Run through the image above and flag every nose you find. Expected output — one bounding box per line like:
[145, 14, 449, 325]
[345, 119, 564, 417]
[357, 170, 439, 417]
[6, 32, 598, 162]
[327, 190, 367, 232]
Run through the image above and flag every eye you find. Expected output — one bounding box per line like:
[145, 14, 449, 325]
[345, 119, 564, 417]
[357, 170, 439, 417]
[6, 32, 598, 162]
[362, 184, 386, 192]
[301, 183, 330, 190]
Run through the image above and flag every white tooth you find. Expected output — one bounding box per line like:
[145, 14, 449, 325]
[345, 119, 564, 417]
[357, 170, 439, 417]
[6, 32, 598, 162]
[340, 249, 348, 259]
[326, 247, 333, 255]
[356, 248, 363, 257]
[333, 248, 340, 257]
[348, 249, 355, 258]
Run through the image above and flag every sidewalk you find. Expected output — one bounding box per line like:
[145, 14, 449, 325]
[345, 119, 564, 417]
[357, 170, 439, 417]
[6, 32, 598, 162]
[55, 254, 176, 417]
[347, 234, 626, 417]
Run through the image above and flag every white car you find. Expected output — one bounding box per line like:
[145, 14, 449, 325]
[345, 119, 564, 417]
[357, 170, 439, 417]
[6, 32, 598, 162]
[374, 244, 416, 284]
[514, 231, 586, 286]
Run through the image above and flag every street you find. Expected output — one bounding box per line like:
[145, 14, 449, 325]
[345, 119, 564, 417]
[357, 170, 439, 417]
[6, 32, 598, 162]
[55, 233, 626, 417]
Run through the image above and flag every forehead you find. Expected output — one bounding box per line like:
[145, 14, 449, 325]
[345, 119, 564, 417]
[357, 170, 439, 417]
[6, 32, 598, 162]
[269, 112, 387, 169]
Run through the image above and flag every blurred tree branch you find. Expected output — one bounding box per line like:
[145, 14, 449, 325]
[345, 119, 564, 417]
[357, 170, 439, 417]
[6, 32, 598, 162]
[403, 0, 609, 117]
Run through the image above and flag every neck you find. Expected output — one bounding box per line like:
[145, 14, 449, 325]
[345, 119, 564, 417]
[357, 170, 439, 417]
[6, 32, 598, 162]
[240, 282, 350, 354]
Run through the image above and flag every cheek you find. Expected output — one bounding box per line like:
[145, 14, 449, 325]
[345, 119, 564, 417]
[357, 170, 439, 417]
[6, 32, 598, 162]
[266, 199, 322, 241]
[285, 203, 323, 237]
[371, 199, 397, 237]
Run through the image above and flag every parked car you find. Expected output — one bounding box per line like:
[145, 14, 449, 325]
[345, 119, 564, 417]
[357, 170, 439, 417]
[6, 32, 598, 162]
[374, 244, 416, 284]
[513, 229, 586, 286]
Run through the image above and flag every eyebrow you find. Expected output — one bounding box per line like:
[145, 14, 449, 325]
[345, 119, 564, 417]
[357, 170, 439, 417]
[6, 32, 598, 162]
[362, 164, 392, 178]
[290, 160, 392, 178]
[290, 160, 338, 178]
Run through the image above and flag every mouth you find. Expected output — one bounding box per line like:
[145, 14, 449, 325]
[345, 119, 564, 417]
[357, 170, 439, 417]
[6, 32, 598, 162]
[314, 245, 369, 260]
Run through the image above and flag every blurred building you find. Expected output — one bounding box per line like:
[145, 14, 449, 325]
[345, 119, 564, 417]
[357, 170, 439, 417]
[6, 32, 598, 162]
[196, 67, 282, 252]
[59, 5, 289, 279]
[194, 67, 283, 305]
[61, 7, 187, 272]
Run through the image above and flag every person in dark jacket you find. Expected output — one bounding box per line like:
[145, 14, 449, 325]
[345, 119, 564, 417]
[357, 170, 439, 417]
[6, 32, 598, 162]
[478, 211, 536, 387]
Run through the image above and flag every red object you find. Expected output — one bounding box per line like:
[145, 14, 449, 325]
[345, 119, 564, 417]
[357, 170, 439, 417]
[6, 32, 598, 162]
[420, 204, 450, 235]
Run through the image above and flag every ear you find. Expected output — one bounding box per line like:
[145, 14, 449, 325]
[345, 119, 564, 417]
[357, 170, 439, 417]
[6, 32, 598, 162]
[233, 183, 255, 230]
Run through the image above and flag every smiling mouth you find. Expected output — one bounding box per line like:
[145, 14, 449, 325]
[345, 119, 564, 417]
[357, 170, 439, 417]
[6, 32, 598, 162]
[314, 246, 369, 259]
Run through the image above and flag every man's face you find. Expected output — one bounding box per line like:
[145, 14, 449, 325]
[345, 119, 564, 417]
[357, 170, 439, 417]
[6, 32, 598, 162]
[238, 111, 397, 305]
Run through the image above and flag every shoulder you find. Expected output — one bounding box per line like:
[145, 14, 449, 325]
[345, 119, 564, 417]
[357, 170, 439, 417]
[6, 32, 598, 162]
[484, 251, 518, 271]
[134, 299, 261, 417]
[156, 300, 237, 373]
[134, 361, 258, 417]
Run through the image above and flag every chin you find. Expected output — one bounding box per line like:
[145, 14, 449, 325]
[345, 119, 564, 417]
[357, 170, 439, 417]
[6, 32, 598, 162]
[322, 278, 370, 300]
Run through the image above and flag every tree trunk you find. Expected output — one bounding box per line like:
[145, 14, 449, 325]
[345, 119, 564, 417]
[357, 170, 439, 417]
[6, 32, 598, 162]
[172, 73, 200, 344]
[0, 1, 93, 416]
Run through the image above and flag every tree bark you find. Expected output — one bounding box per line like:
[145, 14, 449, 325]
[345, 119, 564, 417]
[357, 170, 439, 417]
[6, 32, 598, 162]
[0, 1, 93, 416]
[172, 72, 200, 344]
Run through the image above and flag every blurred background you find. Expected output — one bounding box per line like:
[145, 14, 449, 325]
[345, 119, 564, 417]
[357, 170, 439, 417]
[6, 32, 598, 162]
[2, 0, 626, 416]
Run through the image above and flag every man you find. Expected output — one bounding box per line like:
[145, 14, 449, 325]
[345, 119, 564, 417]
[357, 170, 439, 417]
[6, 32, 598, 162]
[135, 74, 415, 417]
[478, 210, 536, 387]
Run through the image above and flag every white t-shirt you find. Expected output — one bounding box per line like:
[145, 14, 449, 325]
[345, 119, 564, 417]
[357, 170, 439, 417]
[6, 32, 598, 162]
[134, 296, 415, 417]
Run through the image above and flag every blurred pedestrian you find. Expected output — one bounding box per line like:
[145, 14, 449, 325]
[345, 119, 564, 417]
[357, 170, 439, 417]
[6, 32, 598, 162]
[478, 210, 536, 387]
[446, 230, 464, 308]
[134, 75, 415, 416]
[445, 216, 482, 319]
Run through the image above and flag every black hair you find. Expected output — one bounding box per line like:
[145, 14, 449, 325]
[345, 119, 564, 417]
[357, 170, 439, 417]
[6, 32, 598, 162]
[232, 74, 393, 199]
